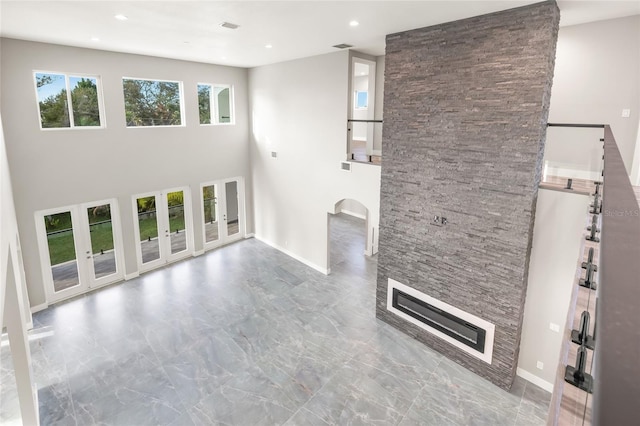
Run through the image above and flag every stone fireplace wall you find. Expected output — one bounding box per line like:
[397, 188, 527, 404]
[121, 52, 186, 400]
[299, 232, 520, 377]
[376, 1, 560, 389]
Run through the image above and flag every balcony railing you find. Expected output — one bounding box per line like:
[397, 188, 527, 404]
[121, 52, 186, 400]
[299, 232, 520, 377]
[545, 123, 640, 425]
[346, 119, 382, 164]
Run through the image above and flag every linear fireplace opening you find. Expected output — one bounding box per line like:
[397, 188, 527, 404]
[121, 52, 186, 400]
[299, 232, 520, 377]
[392, 288, 486, 353]
[387, 278, 495, 364]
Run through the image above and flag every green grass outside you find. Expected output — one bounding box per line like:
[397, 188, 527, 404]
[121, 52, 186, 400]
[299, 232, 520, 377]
[47, 215, 186, 266]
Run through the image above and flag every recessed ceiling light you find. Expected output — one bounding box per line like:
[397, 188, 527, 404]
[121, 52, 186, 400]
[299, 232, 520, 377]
[90, 37, 100, 42]
[114, 14, 128, 21]
[349, 20, 359, 27]
[265, 44, 273, 49]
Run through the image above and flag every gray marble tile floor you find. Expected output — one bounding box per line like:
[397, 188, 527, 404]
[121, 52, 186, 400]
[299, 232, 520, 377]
[1, 213, 550, 425]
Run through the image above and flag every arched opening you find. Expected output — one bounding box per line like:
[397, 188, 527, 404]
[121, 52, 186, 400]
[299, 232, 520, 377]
[327, 199, 369, 274]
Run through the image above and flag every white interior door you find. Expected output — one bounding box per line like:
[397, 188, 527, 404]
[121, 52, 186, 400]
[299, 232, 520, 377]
[133, 187, 193, 271]
[201, 177, 245, 251]
[36, 199, 125, 303]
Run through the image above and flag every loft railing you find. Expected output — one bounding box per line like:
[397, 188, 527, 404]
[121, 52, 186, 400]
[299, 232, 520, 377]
[544, 123, 640, 425]
[346, 119, 383, 164]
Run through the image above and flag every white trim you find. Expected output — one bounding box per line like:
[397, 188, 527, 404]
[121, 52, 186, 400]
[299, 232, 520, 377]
[341, 209, 366, 220]
[255, 235, 328, 275]
[30, 303, 48, 314]
[352, 136, 366, 141]
[193, 250, 205, 257]
[516, 367, 554, 392]
[124, 272, 139, 281]
[244, 233, 255, 238]
[386, 278, 495, 364]
[371, 149, 382, 156]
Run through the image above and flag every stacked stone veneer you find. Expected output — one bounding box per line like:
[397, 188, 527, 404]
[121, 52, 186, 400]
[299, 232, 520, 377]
[376, 1, 559, 390]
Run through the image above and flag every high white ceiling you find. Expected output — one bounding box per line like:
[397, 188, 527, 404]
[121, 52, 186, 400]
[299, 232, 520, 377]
[1, 1, 639, 68]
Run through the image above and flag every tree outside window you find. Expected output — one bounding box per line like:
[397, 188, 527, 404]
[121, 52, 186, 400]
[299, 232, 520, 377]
[123, 78, 183, 126]
[35, 72, 102, 129]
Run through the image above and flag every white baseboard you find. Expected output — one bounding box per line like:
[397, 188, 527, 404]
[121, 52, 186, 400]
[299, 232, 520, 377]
[244, 233, 255, 238]
[254, 235, 328, 275]
[193, 250, 205, 257]
[124, 272, 140, 281]
[30, 303, 48, 314]
[516, 368, 554, 392]
[341, 209, 366, 220]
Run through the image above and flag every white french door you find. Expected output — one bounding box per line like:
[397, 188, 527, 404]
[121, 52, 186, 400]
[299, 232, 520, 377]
[35, 199, 125, 303]
[133, 187, 194, 272]
[200, 177, 245, 251]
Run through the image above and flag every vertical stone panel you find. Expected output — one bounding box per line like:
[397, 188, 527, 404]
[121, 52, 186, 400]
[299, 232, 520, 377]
[376, 1, 559, 389]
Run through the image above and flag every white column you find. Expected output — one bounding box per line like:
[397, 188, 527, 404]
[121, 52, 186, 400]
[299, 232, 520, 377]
[3, 250, 39, 426]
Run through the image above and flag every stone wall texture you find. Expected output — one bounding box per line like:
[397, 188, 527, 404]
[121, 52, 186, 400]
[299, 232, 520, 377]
[376, 1, 560, 390]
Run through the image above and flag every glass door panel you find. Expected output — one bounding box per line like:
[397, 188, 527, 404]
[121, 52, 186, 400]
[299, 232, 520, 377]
[86, 204, 117, 279]
[43, 211, 80, 292]
[167, 190, 187, 254]
[136, 195, 161, 264]
[202, 184, 219, 243]
[225, 181, 240, 237]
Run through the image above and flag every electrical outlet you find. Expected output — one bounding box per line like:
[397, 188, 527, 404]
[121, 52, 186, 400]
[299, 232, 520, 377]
[549, 322, 560, 333]
[622, 109, 631, 118]
[536, 361, 544, 370]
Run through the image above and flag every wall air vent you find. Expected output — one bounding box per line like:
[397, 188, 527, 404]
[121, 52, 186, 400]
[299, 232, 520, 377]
[220, 22, 240, 29]
[333, 43, 353, 49]
[341, 161, 352, 172]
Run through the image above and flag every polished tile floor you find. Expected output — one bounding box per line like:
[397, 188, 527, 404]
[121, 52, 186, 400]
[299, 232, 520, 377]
[1, 214, 550, 425]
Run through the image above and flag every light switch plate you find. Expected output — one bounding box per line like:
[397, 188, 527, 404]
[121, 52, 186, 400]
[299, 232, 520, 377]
[537, 361, 544, 370]
[549, 322, 560, 333]
[622, 109, 631, 118]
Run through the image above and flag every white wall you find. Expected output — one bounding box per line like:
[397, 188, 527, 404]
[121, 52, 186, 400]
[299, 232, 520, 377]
[249, 51, 381, 273]
[518, 189, 590, 391]
[0, 38, 252, 307]
[547, 15, 640, 177]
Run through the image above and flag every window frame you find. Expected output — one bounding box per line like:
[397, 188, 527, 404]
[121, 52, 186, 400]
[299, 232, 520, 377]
[33, 70, 106, 131]
[197, 83, 235, 126]
[122, 77, 186, 128]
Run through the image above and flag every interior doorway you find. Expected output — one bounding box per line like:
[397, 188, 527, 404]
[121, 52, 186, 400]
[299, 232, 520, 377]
[328, 199, 369, 274]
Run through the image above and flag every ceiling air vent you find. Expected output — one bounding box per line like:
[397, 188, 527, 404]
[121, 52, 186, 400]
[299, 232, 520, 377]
[220, 22, 240, 30]
[341, 161, 352, 172]
[333, 43, 353, 49]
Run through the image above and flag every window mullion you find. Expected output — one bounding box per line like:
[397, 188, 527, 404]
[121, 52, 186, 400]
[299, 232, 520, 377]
[65, 74, 75, 128]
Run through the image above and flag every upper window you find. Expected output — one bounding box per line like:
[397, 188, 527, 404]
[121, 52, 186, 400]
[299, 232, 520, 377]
[123, 78, 184, 127]
[355, 91, 368, 110]
[34, 72, 103, 129]
[197, 84, 234, 125]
